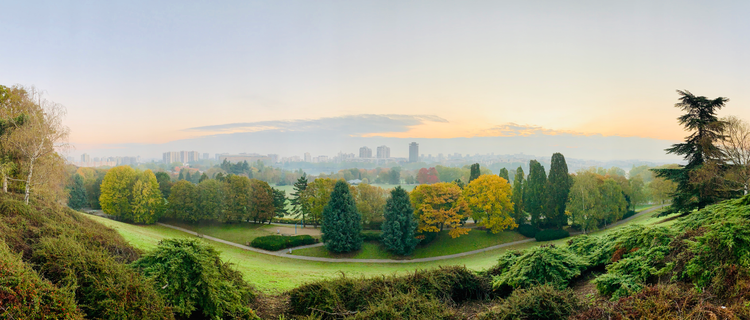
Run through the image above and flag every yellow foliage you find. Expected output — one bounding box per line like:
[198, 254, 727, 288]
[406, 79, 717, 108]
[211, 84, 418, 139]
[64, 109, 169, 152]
[464, 175, 517, 233]
[410, 182, 470, 238]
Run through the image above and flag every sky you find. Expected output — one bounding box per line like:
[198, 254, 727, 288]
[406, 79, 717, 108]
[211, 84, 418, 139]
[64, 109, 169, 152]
[1, 1, 748, 161]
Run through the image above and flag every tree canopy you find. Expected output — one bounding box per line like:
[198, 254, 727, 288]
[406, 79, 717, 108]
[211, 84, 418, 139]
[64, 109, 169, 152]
[463, 175, 517, 233]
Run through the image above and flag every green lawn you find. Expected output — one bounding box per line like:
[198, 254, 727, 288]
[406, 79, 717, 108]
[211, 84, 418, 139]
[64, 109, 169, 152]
[292, 229, 527, 259]
[162, 219, 289, 245]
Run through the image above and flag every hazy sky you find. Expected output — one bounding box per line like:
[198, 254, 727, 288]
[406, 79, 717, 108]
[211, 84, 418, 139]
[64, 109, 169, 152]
[1, 1, 748, 160]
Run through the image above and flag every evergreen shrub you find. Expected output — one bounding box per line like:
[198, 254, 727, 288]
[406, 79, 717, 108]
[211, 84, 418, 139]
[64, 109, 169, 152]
[491, 245, 587, 290]
[360, 231, 382, 242]
[534, 229, 569, 241]
[517, 224, 539, 238]
[250, 235, 317, 251]
[478, 285, 582, 320]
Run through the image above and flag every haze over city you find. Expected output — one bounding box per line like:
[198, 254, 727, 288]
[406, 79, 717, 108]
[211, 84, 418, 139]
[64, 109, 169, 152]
[2, 1, 749, 161]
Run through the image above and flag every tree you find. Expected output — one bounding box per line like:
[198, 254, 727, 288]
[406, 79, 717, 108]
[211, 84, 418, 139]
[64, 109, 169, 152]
[511, 166, 526, 225]
[649, 176, 677, 204]
[353, 183, 387, 229]
[223, 175, 251, 223]
[199, 172, 209, 183]
[1, 86, 70, 204]
[99, 165, 137, 218]
[184, 170, 192, 182]
[545, 153, 572, 228]
[599, 178, 628, 226]
[321, 180, 362, 253]
[381, 186, 419, 255]
[498, 168, 509, 182]
[154, 171, 172, 199]
[718, 116, 750, 195]
[653, 90, 732, 215]
[524, 160, 547, 228]
[388, 167, 401, 184]
[290, 173, 309, 225]
[566, 171, 602, 234]
[168, 180, 199, 222]
[130, 170, 165, 224]
[410, 182, 470, 238]
[628, 176, 646, 209]
[463, 175, 517, 233]
[469, 163, 480, 183]
[178, 170, 185, 181]
[197, 179, 225, 222]
[416, 167, 439, 184]
[249, 179, 275, 224]
[66, 173, 87, 210]
[303, 178, 336, 227]
[272, 188, 288, 218]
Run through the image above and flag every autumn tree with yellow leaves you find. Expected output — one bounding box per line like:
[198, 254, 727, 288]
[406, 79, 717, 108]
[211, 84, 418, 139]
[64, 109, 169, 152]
[463, 175, 517, 233]
[410, 182, 470, 238]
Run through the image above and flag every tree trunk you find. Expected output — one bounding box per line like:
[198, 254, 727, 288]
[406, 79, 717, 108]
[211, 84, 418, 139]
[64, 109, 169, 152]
[2, 175, 7, 193]
[24, 158, 34, 204]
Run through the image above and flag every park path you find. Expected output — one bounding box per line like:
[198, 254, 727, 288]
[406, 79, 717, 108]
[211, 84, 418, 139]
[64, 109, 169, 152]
[155, 204, 665, 264]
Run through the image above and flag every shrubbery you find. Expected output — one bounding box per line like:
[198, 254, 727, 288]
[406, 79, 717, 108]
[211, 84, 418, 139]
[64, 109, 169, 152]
[250, 235, 318, 251]
[272, 217, 302, 224]
[477, 285, 582, 320]
[517, 224, 539, 238]
[288, 266, 490, 317]
[350, 291, 458, 320]
[490, 244, 587, 291]
[361, 230, 382, 242]
[534, 229, 569, 241]
[132, 238, 258, 320]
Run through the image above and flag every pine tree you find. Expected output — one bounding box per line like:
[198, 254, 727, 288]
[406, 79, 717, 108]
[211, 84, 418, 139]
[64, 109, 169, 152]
[469, 163, 480, 182]
[498, 168, 509, 182]
[178, 170, 185, 181]
[67, 173, 88, 210]
[321, 180, 362, 253]
[290, 173, 309, 226]
[199, 172, 209, 183]
[524, 160, 547, 228]
[511, 166, 526, 225]
[545, 153, 572, 228]
[381, 186, 419, 255]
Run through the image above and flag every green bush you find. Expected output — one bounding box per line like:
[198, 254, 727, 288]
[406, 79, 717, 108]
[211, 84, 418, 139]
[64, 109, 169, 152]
[477, 285, 582, 320]
[0, 239, 83, 320]
[517, 224, 539, 238]
[361, 231, 382, 242]
[621, 210, 637, 220]
[491, 245, 587, 290]
[288, 266, 491, 317]
[132, 238, 258, 320]
[250, 235, 318, 251]
[350, 291, 458, 320]
[272, 217, 302, 224]
[535, 229, 569, 241]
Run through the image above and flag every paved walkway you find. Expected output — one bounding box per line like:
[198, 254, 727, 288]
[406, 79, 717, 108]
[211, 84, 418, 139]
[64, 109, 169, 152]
[155, 205, 665, 264]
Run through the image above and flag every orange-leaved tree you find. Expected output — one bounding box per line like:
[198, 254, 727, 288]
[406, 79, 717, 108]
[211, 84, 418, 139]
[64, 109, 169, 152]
[410, 182, 469, 238]
[464, 174, 517, 233]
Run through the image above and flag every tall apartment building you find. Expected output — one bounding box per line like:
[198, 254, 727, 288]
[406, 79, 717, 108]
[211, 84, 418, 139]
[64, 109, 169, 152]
[81, 153, 91, 163]
[268, 154, 278, 163]
[409, 142, 419, 163]
[376, 145, 390, 159]
[359, 146, 372, 158]
[163, 151, 180, 164]
[203, 153, 209, 160]
[304, 152, 311, 162]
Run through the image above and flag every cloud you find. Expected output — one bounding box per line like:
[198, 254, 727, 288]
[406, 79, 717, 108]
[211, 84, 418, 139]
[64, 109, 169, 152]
[478, 123, 586, 137]
[185, 114, 448, 136]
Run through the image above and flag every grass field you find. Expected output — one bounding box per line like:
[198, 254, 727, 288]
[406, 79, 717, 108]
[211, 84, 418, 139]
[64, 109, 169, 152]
[161, 219, 304, 245]
[86, 206, 674, 293]
[292, 229, 526, 259]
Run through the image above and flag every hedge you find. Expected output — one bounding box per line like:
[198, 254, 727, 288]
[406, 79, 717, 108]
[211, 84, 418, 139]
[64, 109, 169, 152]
[272, 217, 302, 224]
[361, 231, 382, 242]
[518, 224, 540, 238]
[250, 235, 318, 251]
[535, 229, 570, 242]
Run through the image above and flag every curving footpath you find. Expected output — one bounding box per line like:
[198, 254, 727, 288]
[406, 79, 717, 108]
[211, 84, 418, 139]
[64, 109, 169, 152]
[156, 204, 665, 264]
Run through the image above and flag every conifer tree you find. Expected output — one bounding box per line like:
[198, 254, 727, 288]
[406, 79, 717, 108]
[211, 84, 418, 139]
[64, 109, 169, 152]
[199, 172, 209, 183]
[177, 170, 184, 181]
[67, 173, 88, 210]
[321, 180, 362, 253]
[290, 173, 309, 226]
[381, 186, 418, 255]
[524, 160, 547, 228]
[545, 153, 572, 228]
[469, 163, 480, 182]
[511, 166, 526, 225]
[498, 167, 509, 182]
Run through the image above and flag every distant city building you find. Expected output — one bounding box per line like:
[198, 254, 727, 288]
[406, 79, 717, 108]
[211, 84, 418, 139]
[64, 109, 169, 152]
[376, 145, 390, 159]
[313, 155, 328, 163]
[304, 152, 311, 162]
[203, 153, 209, 160]
[359, 146, 372, 158]
[218, 153, 271, 164]
[409, 142, 419, 163]
[164, 151, 201, 163]
[268, 154, 278, 163]
[163, 151, 180, 164]
[81, 153, 90, 163]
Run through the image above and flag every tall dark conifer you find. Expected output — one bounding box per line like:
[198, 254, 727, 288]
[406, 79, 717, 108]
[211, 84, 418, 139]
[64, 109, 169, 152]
[498, 168, 509, 182]
[524, 160, 547, 228]
[545, 153, 572, 228]
[511, 166, 526, 225]
[321, 180, 362, 253]
[290, 173, 309, 226]
[381, 186, 419, 255]
[469, 163, 480, 182]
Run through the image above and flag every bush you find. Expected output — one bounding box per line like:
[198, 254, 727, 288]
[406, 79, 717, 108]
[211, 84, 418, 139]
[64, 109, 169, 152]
[272, 217, 302, 224]
[250, 235, 318, 251]
[535, 229, 569, 241]
[361, 231, 382, 242]
[621, 210, 637, 220]
[478, 285, 582, 320]
[351, 291, 458, 320]
[491, 245, 587, 290]
[517, 224, 540, 238]
[0, 239, 83, 320]
[132, 238, 258, 320]
[288, 266, 491, 317]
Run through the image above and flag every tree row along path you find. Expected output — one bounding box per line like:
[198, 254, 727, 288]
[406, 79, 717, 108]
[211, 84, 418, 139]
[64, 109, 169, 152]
[155, 204, 665, 264]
